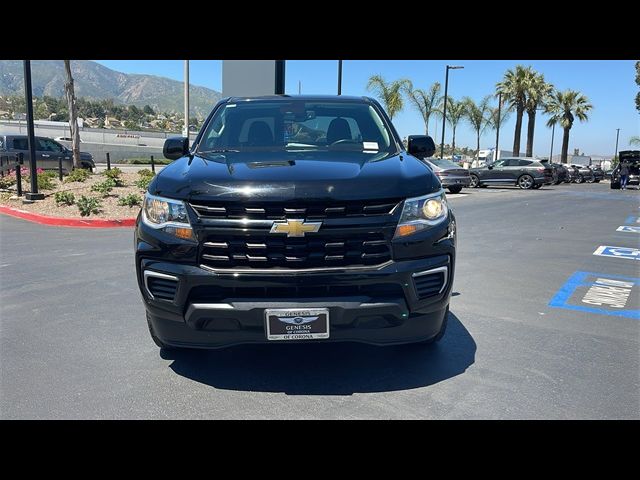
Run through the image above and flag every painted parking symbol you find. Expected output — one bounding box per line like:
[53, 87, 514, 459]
[549, 271, 639, 319]
[593, 245, 640, 261]
[617, 226, 640, 233]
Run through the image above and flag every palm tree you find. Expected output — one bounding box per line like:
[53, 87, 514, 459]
[524, 72, 554, 157]
[496, 65, 532, 157]
[63, 60, 81, 168]
[366, 75, 411, 120]
[545, 89, 593, 164]
[445, 98, 466, 154]
[463, 96, 492, 161]
[629, 136, 640, 147]
[403, 81, 442, 134]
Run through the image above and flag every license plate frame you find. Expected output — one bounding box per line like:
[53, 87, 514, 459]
[265, 308, 330, 341]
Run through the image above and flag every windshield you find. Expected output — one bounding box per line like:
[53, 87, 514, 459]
[196, 100, 396, 157]
[429, 159, 460, 169]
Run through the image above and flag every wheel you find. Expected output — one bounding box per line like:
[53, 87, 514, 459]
[586, 177, 594, 183]
[611, 182, 621, 190]
[448, 185, 463, 194]
[533, 183, 542, 189]
[518, 174, 534, 189]
[147, 313, 178, 351]
[576, 175, 583, 184]
[469, 174, 480, 188]
[412, 306, 449, 346]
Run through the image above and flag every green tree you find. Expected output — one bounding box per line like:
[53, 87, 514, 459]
[524, 71, 554, 157]
[366, 75, 411, 120]
[545, 89, 593, 164]
[496, 65, 532, 157]
[445, 98, 466, 154]
[403, 81, 442, 134]
[463, 96, 492, 161]
[629, 136, 640, 146]
[143, 104, 155, 115]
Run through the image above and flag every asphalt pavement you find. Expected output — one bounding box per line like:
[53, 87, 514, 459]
[1, 182, 638, 419]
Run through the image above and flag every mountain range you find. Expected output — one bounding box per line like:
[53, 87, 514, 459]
[0, 60, 221, 118]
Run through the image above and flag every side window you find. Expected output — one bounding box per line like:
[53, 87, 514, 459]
[503, 159, 519, 167]
[492, 160, 506, 167]
[12, 138, 28, 150]
[38, 139, 63, 152]
[518, 160, 532, 166]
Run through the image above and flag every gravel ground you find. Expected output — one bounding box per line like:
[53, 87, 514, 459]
[0, 171, 147, 219]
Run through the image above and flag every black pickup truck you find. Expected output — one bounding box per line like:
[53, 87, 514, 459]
[135, 95, 456, 350]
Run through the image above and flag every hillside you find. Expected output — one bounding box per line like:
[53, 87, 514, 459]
[0, 60, 221, 118]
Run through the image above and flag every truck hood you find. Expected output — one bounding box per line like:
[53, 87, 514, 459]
[151, 151, 439, 202]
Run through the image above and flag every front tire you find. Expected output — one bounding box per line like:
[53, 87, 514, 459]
[518, 174, 534, 189]
[469, 174, 480, 188]
[448, 185, 463, 194]
[576, 175, 584, 184]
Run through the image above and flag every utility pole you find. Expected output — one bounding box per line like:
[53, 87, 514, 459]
[298, 80, 301, 94]
[495, 92, 502, 163]
[614, 128, 620, 163]
[337, 60, 343, 95]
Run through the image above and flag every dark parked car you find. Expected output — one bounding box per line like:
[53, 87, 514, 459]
[420, 157, 471, 194]
[588, 166, 604, 183]
[611, 150, 640, 189]
[569, 164, 594, 184]
[135, 95, 456, 350]
[541, 161, 570, 185]
[0, 134, 94, 172]
[469, 157, 553, 189]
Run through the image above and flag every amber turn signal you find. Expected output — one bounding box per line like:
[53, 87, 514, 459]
[395, 224, 418, 237]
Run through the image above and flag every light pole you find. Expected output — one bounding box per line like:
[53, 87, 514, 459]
[183, 60, 189, 137]
[440, 64, 464, 159]
[337, 60, 343, 95]
[549, 123, 555, 163]
[614, 128, 620, 162]
[494, 92, 502, 163]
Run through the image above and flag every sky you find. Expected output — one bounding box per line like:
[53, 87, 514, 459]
[96, 60, 639, 156]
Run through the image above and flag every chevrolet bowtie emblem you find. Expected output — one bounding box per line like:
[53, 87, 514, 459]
[270, 219, 322, 237]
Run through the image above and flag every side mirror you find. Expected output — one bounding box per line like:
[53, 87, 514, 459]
[163, 137, 189, 160]
[487, 165, 494, 170]
[407, 135, 435, 159]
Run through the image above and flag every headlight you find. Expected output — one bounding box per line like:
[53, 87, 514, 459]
[394, 190, 448, 238]
[142, 193, 195, 240]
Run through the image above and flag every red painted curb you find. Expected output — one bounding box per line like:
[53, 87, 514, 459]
[0, 205, 136, 228]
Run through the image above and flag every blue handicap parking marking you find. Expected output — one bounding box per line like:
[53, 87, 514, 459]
[624, 215, 636, 224]
[549, 271, 640, 319]
[593, 245, 640, 261]
[617, 226, 640, 233]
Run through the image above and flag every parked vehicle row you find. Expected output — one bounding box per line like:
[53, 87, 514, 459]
[0, 134, 95, 173]
[610, 150, 640, 189]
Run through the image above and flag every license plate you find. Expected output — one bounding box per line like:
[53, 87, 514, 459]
[265, 308, 330, 341]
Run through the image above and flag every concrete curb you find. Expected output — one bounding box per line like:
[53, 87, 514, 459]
[0, 205, 136, 228]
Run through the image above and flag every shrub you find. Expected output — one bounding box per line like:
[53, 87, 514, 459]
[102, 167, 124, 186]
[138, 169, 154, 178]
[40, 170, 58, 179]
[135, 176, 152, 191]
[25, 172, 56, 190]
[54, 191, 75, 206]
[65, 168, 91, 183]
[91, 178, 116, 197]
[0, 176, 16, 189]
[76, 196, 101, 216]
[117, 193, 142, 207]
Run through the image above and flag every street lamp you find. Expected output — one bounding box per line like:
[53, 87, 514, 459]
[337, 60, 343, 95]
[549, 123, 555, 163]
[614, 128, 620, 162]
[440, 65, 464, 159]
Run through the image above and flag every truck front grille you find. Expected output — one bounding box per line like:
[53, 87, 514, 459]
[200, 232, 391, 270]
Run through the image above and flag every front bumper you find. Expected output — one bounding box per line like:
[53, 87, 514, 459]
[135, 217, 456, 348]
